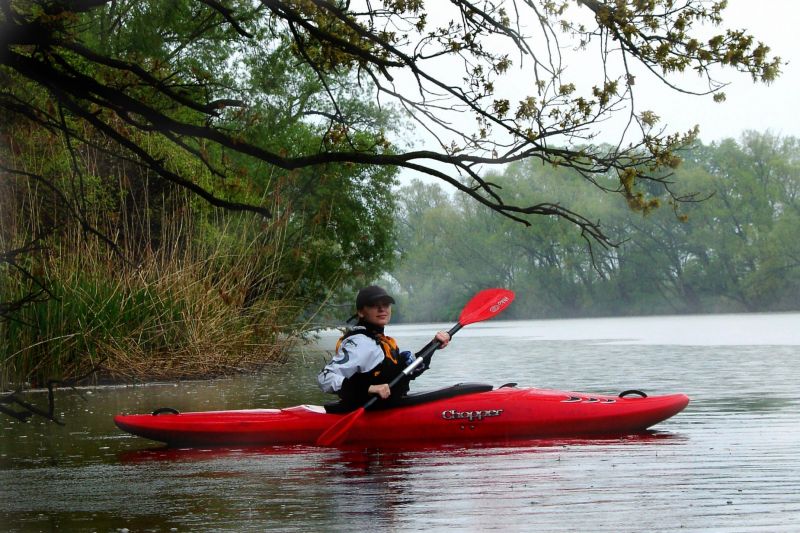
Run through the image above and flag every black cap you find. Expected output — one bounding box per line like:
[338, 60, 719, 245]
[355, 285, 396, 309]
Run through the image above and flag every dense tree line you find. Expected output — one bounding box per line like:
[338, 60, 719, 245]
[391, 132, 800, 321]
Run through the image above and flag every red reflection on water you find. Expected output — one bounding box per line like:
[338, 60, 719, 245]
[117, 430, 684, 465]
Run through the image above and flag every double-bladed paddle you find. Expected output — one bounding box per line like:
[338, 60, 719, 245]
[315, 288, 515, 446]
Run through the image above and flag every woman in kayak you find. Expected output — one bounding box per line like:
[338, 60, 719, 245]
[317, 285, 450, 408]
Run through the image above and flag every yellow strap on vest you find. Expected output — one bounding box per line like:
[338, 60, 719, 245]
[376, 334, 399, 364]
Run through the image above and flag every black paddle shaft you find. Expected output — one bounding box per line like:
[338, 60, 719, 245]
[361, 323, 463, 411]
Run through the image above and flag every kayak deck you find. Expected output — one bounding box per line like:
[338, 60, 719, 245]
[114, 384, 689, 447]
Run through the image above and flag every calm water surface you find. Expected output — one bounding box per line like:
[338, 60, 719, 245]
[2, 313, 800, 532]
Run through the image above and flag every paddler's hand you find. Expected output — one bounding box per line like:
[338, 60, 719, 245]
[435, 331, 450, 348]
[368, 384, 391, 399]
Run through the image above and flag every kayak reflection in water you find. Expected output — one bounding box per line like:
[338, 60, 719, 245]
[317, 285, 450, 409]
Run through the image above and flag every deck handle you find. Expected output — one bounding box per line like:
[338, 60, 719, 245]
[618, 390, 648, 398]
[152, 407, 180, 415]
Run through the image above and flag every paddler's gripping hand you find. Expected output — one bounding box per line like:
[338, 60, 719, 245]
[368, 384, 391, 399]
[435, 331, 451, 348]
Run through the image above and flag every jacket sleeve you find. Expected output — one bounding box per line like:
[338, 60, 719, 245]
[317, 335, 383, 394]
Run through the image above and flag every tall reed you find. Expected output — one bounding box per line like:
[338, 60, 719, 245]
[6, 216, 302, 388]
[1, 207, 299, 387]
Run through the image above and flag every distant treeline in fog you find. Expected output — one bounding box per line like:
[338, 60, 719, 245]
[389, 132, 800, 321]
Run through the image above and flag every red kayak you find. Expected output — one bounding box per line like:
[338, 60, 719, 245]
[114, 383, 689, 447]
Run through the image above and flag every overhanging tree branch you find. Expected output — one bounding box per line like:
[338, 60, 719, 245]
[0, 0, 783, 247]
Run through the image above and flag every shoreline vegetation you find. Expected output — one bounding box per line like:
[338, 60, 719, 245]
[4, 133, 800, 392]
[1, 99, 395, 392]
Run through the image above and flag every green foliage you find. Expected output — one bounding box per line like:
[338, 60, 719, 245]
[226, 41, 400, 307]
[0, 4, 399, 386]
[393, 132, 800, 320]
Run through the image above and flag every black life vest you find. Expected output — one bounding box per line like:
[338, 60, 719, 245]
[335, 328, 409, 406]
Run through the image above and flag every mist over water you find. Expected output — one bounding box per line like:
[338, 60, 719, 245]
[2, 313, 799, 531]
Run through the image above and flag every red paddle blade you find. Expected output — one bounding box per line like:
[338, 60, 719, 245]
[458, 288, 515, 326]
[316, 407, 365, 446]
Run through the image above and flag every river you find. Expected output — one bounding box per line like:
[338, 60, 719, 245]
[2, 313, 800, 531]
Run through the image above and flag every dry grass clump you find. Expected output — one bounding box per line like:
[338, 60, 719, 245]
[1, 212, 301, 388]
